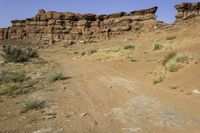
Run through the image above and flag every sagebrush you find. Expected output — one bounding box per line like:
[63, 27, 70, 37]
[21, 98, 43, 112]
[49, 73, 63, 83]
[1, 45, 38, 62]
[0, 70, 26, 83]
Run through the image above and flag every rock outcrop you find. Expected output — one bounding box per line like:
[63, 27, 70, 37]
[175, 2, 200, 21]
[0, 7, 158, 44]
[2, 2, 199, 44]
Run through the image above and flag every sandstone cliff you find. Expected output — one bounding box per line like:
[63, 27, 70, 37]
[1, 2, 200, 44]
[0, 7, 158, 44]
[175, 2, 200, 21]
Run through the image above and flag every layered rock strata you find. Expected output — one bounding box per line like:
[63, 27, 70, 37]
[1, 2, 199, 44]
[0, 7, 158, 43]
[175, 2, 200, 21]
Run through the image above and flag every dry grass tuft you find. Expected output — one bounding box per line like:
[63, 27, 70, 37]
[21, 98, 43, 112]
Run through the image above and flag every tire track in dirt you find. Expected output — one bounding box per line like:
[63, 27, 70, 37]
[42, 53, 200, 133]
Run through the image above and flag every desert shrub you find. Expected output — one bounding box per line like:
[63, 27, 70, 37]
[0, 70, 26, 83]
[1, 45, 38, 62]
[81, 51, 86, 56]
[49, 73, 63, 83]
[153, 76, 165, 85]
[154, 44, 163, 51]
[87, 49, 97, 55]
[21, 98, 43, 112]
[123, 44, 135, 50]
[166, 36, 176, 40]
[175, 54, 189, 62]
[170, 86, 178, 90]
[25, 47, 38, 58]
[163, 52, 177, 66]
[163, 52, 189, 72]
[130, 59, 138, 62]
[0, 84, 29, 96]
[165, 59, 180, 72]
[126, 56, 138, 62]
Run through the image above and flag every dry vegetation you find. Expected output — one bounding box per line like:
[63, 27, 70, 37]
[1, 45, 38, 62]
[0, 44, 62, 109]
[21, 98, 43, 113]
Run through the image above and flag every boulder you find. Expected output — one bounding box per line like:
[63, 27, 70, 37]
[11, 20, 26, 27]
[130, 7, 158, 15]
[81, 14, 96, 21]
[36, 9, 47, 21]
[108, 12, 127, 18]
[63, 12, 79, 21]
[48, 19, 56, 25]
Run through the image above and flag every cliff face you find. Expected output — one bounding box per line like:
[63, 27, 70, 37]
[1, 2, 199, 44]
[175, 2, 200, 21]
[0, 7, 158, 44]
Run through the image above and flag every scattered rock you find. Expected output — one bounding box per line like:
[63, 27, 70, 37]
[65, 112, 75, 118]
[19, 116, 27, 121]
[192, 89, 200, 94]
[46, 112, 57, 116]
[194, 61, 198, 64]
[186, 92, 192, 95]
[32, 73, 44, 80]
[81, 113, 87, 117]
[42, 115, 56, 120]
[170, 86, 178, 90]
[33, 128, 53, 133]
[79, 40, 86, 44]
[2, 116, 8, 121]
[91, 120, 98, 126]
[108, 85, 112, 88]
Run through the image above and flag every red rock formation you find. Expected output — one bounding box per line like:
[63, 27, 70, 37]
[0, 7, 158, 44]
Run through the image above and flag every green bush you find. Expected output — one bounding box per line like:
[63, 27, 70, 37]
[170, 86, 178, 90]
[166, 36, 176, 40]
[26, 47, 38, 58]
[162, 52, 189, 72]
[0, 84, 29, 96]
[153, 76, 165, 85]
[163, 52, 177, 66]
[165, 59, 180, 72]
[175, 54, 189, 62]
[49, 73, 63, 83]
[87, 49, 97, 55]
[0, 70, 26, 83]
[154, 44, 163, 51]
[21, 99, 42, 112]
[123, 44, 135, 50]
[1, 45, 38, 62]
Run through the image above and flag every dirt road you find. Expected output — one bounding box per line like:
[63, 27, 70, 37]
[36, 53, 200, 133]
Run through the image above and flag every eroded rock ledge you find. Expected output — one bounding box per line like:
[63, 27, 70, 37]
[0, 7, 158, 44]
[175, 2, 200, 21]
[1, 2, 200, 44]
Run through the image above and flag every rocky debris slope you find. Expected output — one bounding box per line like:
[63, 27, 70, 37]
[0, 7, 158, 44]
[175, 2, 200, 21]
